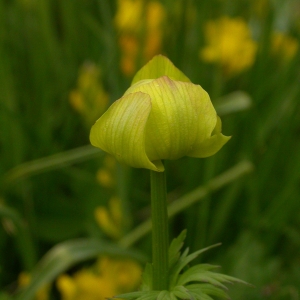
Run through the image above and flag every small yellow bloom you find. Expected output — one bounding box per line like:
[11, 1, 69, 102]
[90, 55, 230, 172]
[200, 16, 258, 75]
[272, 32, 299, 61]
[56, 275, 77, 300]
[115, 0, 143, 33]
[69, 63, 109, 127]
[57, 256, 142, 300]
[115, 0, 165, 76]
[146, 1, 165, 32]
[69, 91, 85, 112]
[96, 256, 142, 292]
[96, 154, 116, 188]
[95, 197, 123, 239]
[96, 168, 114, 188]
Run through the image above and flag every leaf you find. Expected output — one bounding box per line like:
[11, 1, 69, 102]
[171, 286, 191, 300]
[141, 263, 153, 291]
[168, 230, 187, 269]
[157, 290, 172, 300]
[169, 244, 221, 288]
[186, 290, 214, 300]
[177, 267, 230, 289]
[131, 55, 191, 85]
[186, 284, 230, 299]
[136, 292, 161, 300]
[16, 238, 146, 300]
[115, 291, 148, 299]
[1, 145, 102, 189]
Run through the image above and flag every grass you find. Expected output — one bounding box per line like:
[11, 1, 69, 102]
[0, 0, 300, 299]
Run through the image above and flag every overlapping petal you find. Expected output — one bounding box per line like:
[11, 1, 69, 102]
[188, 117, 231, 158]
[90, 92, 163, 172]
[125, 76, 218, 162]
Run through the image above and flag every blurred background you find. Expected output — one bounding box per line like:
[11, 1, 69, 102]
[1, 0, 300, 299]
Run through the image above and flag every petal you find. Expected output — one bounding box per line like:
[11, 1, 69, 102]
[188, 116, 231, 158]
[131, 55, 191, 85]
[125, 76, 216, 161]
[90, 92, 164, 172]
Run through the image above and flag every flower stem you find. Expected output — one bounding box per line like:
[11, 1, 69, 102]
[150, 169, 169, 291]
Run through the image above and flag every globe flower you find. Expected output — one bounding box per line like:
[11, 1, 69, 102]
[90, 55, 230, 172]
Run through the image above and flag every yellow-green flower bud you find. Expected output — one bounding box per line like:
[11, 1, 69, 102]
[90, 55, 230, 172]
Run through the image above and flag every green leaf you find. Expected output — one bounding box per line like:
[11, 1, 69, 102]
[141, 263, 153, 291]
[177, 268, 229, 289]
[131, 55, 191, 85]
[186, 284, 230, 299]
[172, 286, 191, 299]
[115, 291, 159, 300]
[1, 145, 102, 190]
[136, 292, 161, 300]
[169, 244, 221, 288]
[185, 289, 214, 300]
[168, 230, 187, 269]
[16, 238, 145, 300]
[157, 290, 172, 300]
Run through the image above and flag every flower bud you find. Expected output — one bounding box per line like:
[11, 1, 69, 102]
[90, 55, 230, 172]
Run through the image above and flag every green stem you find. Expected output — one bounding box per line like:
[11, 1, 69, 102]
[150, 169, 169, 291]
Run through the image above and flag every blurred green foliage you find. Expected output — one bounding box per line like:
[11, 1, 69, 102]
[0, 0, 300, 299]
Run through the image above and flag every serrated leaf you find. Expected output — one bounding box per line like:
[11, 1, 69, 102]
[220, 274, 251, 286]
[116, 291, 160, 300]
[169, 230, 187, 269]
[169, 292, 178, 300]
[172, 286, 191, 299]
[157, 290, 172, 300]
[136, 292, 161, 300]
[177, 267, 229, 289]
[187, 290, 214, 300]
[186, 284, 230, 299]
[169, 244, 220, 288]
[131, 55, 191, 85]
[116, 291, 148, 299]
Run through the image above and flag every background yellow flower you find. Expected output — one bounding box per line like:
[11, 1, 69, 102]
[200, 16, 258, 76]
[115, 0, 165, 76]
[57, 256, 142, 300]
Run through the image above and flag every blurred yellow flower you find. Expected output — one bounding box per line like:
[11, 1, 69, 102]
[200, 16, 258, 76]
[96, 168, 114, 188]
[18, 272, 50, 300]
[69, 62, 109, 127]
[95, 197, 123, 239]
[272, 32, 299, 61]
[115, 0, 143, 33]
[115, 0, 165, 76]
[96, 155, 116, 188]
[57, 256, 142, 300]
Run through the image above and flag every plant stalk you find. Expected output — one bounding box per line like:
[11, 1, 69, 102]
[150, 169, 169, 290]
